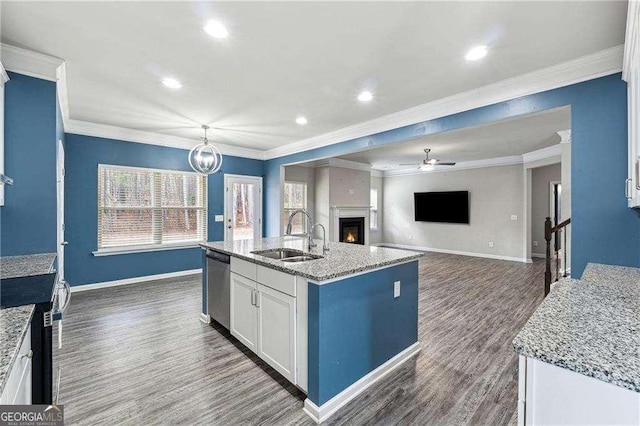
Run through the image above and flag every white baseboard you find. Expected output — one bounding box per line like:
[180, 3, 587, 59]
[380, 243, 531, 263]
[303, 342, 421, 424]
[199, 313, 211, 324]
[531, 253, 546, 259]
[71, 268, 202, 292]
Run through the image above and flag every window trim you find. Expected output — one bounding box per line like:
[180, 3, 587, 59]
[370, 187, 379, 230]
[95, 164, 207, 254]
[283, 180, 308, 236]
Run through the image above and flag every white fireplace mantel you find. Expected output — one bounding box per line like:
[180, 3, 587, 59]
[330, 206, 371, 244]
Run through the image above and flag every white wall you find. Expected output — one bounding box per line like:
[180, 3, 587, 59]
[531, 163, 562, 256]
[382, 164, 526, 260]
[328, 166, 370, 206]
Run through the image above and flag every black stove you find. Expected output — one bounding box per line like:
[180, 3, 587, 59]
[0, 273, 57, 308]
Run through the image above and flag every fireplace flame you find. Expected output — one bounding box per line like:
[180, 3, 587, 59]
[345, 231, 357, 243]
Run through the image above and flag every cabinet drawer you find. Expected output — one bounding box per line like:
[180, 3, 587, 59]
[0, 326, 32, 405]
[256, 265, 296, 297]
[231, 257, 257, 281]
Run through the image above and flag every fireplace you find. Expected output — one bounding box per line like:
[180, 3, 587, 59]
[339, 217, 365, 245]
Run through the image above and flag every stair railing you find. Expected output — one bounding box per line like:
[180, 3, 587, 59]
[544, 216, 571, 296]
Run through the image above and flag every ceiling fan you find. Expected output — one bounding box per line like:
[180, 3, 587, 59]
[400, 149, 456, 170]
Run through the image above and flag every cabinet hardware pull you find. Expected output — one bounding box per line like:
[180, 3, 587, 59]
[250, 289, 255, 306]
[255, 291, 260, 308]
[626, 178, 633, 199]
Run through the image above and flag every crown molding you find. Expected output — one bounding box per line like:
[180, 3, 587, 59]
[383, 155, 524, 177]
[522, 143, 562, 164]
[371, 169, 384, 178]
[0, 62, 9, 85]
[0, 43, 63, 82]
[264, 45, 623, 160]
[556, 129, 571, 144]
[65, 119, 265, 160]
[381, 143, 562, 177]
[313, 157, 372, 172]
[623, 0, 639, 81]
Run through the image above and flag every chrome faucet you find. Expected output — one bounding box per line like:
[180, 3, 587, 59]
[285, 209, 316, 251]
[311, 223, 329, 254]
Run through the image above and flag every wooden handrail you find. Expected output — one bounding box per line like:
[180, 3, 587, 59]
[544, 216, 571, 296]
[550, 218, 571, 233]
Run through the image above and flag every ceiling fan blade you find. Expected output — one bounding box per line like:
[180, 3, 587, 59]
[437, 162, 457, 166]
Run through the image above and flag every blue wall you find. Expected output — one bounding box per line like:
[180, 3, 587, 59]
[265, 74, 640, 276]
[64, 133, 263, 286]
[2, 72, 57, 256]
[307, 261, 419, 405]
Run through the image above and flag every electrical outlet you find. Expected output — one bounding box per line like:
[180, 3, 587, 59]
[511, 215, 518, 221]
[394, 281, 401, 298]
[215, 215, 224, 222]
[488, 241, 494, 248]
[349, 189, 355, 195]
[533, 240, 538, 247]
[408, 235, 413, 240]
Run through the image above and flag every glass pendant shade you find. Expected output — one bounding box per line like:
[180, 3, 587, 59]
[189, 125, 223, 175]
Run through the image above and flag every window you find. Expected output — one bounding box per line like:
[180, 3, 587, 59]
[370, 188, 378, 229]
[97, 165, 207, 252]
[283, 182, 307, 234]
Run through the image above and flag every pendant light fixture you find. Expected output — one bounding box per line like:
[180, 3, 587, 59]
[188, 125, 223, 175]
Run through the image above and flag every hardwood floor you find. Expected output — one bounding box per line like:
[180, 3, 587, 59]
[57, 253, 545, 425]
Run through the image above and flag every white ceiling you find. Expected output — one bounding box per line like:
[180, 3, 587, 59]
[0, 2, 626, 151]
[337, 106, 571, 170]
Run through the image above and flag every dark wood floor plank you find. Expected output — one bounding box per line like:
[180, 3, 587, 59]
[57, 253, 544, 425]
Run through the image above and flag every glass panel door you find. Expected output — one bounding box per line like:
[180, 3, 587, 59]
[225, 175, 262, 241]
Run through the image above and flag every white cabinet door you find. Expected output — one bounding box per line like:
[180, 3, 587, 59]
[230, 272, 258, 353]
[256, 284, 296, 383]
[0, 326, 32, 405]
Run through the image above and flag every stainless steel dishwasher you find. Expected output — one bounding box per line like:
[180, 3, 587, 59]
[206, 249, 231, 330]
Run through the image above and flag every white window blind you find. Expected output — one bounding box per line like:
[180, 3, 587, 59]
[97, 165, 207, 250]
[283, 181, 307, 234]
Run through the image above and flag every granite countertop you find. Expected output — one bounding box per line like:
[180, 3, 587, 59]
[513, 275, 640, 393]
[1, 253, 57, 279]
[0, 305, 35, 395]
[201, 237, 423, 282]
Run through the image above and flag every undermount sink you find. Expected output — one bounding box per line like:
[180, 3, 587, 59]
[251, 248, 323, 262]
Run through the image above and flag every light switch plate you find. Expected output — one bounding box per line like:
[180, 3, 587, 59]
[488, 241, 494, 248]
[215, 215, 224, 222]
[394, 281, 401, 298]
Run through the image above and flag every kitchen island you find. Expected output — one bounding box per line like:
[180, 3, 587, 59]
[201, 237, 423, 423]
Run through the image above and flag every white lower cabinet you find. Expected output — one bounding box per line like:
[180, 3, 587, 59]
[0, 325, 32, 405]
[518, 356, 640, 425]
[230, 271, 297, 384]
[230, 273, 258, 353]
[257, 283, 296, 383]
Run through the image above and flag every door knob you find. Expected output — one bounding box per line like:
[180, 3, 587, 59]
[61, 241, 69, 246]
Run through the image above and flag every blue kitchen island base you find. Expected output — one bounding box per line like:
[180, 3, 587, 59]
[304, 260, 420, 422]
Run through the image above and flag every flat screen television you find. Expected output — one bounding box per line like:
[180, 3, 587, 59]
[414, 191, 469, 224]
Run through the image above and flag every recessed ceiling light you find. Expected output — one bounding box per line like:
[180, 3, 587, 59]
[296, 116, 308, 125]
[162, 78, 182, 89]
[465, 45, 488, 61]
[357, 91, 374, 103]
[203, 20, 229, 39]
